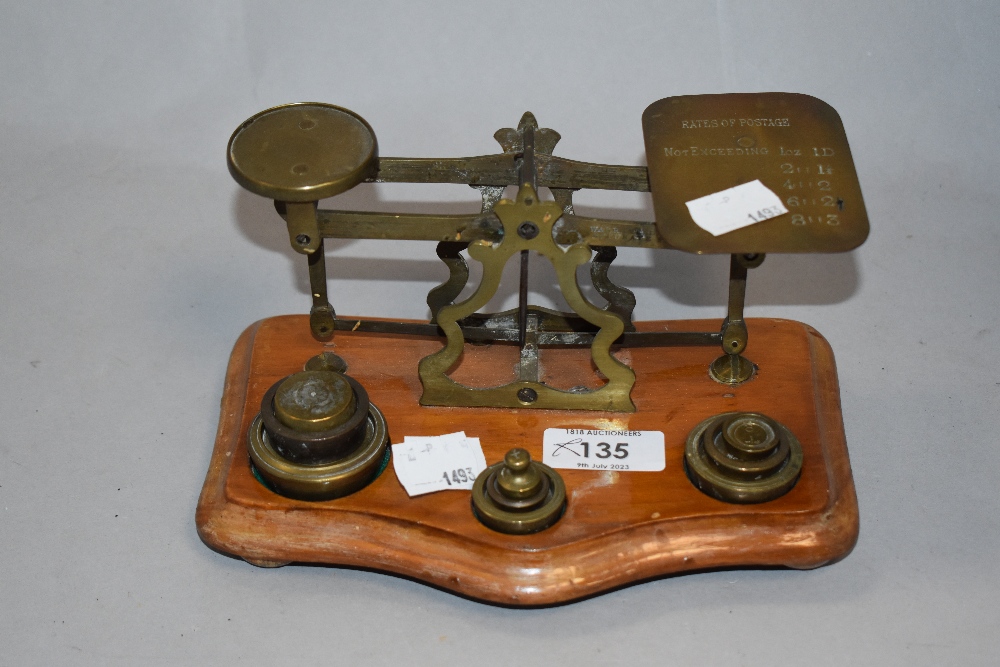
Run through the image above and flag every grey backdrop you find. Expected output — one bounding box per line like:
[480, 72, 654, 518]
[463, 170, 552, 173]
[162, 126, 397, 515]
[2, 1, 997, 664]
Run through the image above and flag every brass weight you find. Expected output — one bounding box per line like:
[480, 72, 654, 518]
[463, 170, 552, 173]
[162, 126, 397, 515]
[684, 411, 802, 503]
[471, 448, 566, 534]
[273, 371, 356, 433]
[248, 367, 389, 501]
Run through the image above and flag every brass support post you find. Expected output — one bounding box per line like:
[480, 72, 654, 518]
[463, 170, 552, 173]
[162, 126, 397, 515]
[307, 240, 336, 341]
[282, 200, 337, 341]
[710, 253, 764, 385]
[517, 120, 536, 369]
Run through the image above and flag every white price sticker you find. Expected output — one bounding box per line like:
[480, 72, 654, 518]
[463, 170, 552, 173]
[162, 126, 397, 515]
[542, 428, 665, 472]
[391, 432, 487, 497]
[685, 179, 788, 236]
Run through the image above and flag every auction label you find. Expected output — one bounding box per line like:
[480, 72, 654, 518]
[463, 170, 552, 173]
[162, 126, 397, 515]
[542, 428, 665, 472]
[685, 179, 788, 236]
[392, 432, 487, 497]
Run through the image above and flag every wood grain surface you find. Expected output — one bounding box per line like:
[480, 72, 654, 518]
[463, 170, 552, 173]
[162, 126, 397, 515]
[196, 316, 859, 605]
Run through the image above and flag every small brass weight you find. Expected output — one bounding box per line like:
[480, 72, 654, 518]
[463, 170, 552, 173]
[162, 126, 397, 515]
[198, 92, 868, 603]
[472, 448, 566, 534]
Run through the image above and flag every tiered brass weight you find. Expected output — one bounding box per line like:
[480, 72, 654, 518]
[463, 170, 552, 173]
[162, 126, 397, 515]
[472, 448, 566, 534]
[248, 369, 389, 501]
[684, 411, 803, 504]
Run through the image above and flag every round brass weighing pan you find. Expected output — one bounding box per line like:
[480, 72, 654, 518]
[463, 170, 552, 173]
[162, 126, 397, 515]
[228, 102, 377, 202]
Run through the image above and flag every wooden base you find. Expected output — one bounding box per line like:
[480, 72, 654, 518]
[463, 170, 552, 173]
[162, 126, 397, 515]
[196, 316, 858, 605]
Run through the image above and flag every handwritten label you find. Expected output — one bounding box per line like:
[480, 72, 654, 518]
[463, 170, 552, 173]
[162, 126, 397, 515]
[685, 179, 788, 236]
[542, 428, 665, 472]
[391, 432, 487, 497]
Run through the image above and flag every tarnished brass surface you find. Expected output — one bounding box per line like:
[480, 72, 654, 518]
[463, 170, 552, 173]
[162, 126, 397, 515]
[248, 403, 389, 501]
[591, 246, 637, 331]
[709, 253, 761, 383]
[709, 353, 755, 385]
[312, 208, 664, 248]
[325, 314, 720, 347]
[684, 412, 803, 503]
[486, 448, 552, 510]
[249, 368, 390, 500]
[427, 241, 470, 323]
[227, 102, 377, 202]
[284, 201, 322, 255]
[306, 238, 335, 338]
[226, 99, 870, 404]
[273, 371, 355, 433]
[643, 93, 869, 253]
[471, 449, 566, 534]
[304, 351, 348, 374]
[418, 183, 636, 412]
[259, 373, 371, 464]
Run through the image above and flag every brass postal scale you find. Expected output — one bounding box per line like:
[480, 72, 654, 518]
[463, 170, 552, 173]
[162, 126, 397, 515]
[197, 93, 867, 605]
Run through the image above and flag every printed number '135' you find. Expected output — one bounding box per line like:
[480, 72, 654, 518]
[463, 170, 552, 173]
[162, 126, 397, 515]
[583, 442, 629, 459]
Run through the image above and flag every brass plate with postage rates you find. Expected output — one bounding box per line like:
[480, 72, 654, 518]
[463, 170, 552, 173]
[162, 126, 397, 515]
[643, 93, 869, 254]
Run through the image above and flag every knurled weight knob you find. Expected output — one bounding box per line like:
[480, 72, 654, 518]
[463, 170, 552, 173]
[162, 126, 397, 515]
[472, 448, 566, 534]
[684, 411, 803, 503]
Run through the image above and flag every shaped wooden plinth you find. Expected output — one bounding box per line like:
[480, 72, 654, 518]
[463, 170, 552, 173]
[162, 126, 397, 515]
[196, 316, 858, 605]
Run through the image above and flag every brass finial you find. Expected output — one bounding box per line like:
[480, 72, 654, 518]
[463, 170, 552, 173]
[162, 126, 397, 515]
[496, 448, 544, 499]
